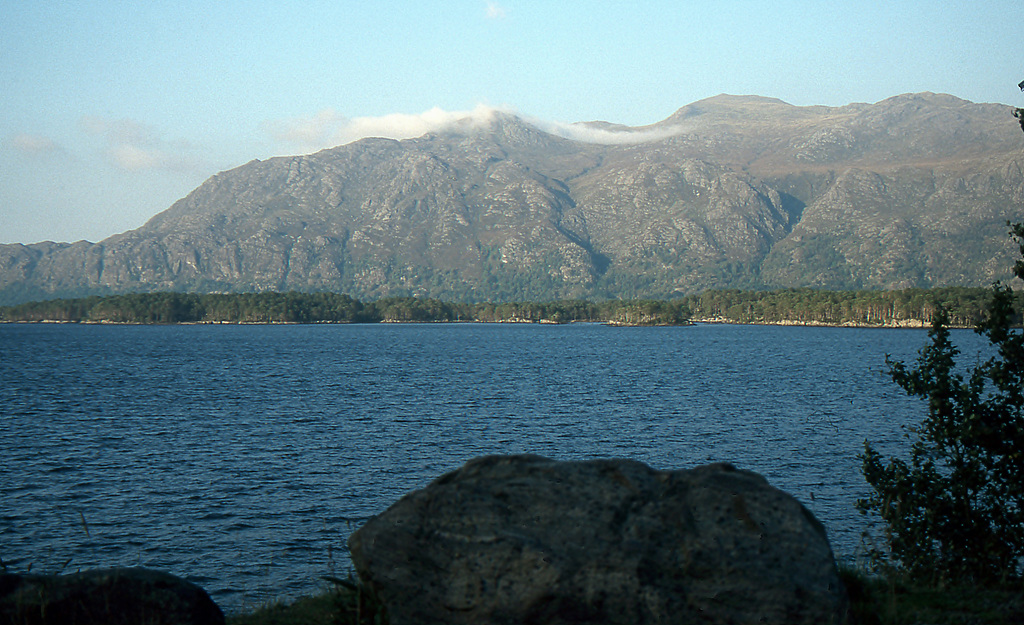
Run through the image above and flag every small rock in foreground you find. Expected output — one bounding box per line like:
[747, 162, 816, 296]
[0, 567, 224, 625]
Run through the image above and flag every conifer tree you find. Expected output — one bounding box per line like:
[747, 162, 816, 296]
[858, 223, 1024, 583]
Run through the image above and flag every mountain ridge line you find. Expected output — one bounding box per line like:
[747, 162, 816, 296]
[2, 91, 1023, 305]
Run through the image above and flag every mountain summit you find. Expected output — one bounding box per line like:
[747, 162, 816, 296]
[2, 93, 1023, 305]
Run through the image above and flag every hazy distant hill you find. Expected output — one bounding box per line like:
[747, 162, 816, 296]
[2, 93, 1023, 305]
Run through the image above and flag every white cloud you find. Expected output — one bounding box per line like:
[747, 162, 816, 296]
[80, 116, 156, 146]
[266, 105, 506, 153]
[526, 118, 691, 145]
[266, 104, 691, 154]
[79, 116, 204, 173]
[108, 143, 167, 171]
[9, 133, 63, 156]
[264, 108, 347, 149]
[485, 1, 507, 19]
[344, 105, 502, 142]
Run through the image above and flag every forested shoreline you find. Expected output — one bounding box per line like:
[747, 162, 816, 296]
[683, 286, 1008, 327]
[0, 286, 1015, 327]
[0, 292, 687, 326]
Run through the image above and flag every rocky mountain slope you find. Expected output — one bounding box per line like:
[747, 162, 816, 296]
[2, 93, 1023, 305]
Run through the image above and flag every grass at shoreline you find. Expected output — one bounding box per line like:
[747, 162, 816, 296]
[839, 569, 1024, 625]
[227, 580, 386, 625]
[226, 570, 1024, 625]
[227, 592, 339, 625]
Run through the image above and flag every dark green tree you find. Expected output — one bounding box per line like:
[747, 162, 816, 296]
[858, 223, 1024, 584]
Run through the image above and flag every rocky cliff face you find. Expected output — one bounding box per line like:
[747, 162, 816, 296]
[2, 93, 1022, 305]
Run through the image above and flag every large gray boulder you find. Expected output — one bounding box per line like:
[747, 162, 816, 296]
[0, 567, 224, 625]
[349, 455, 848, 625]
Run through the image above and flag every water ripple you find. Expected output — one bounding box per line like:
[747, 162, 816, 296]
[0, 322, 989, 612]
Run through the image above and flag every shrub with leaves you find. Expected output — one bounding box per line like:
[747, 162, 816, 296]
[858, 223, 1024, 584]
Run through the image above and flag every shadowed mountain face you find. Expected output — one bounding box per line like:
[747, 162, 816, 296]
[3, 94, 1023, 305]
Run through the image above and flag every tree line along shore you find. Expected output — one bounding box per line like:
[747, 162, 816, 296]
[0, 286, 1015, 327]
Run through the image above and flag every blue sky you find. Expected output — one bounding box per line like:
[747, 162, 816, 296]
[2, 0, 1022, 244]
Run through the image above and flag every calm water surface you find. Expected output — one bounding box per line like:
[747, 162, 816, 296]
[0, 322, 988, 612]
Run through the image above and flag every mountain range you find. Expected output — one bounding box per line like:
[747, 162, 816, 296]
[3, 92, 1023, 305]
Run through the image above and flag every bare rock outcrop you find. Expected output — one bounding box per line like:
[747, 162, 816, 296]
[349, 454, 848, 625]
[0, 567, 224, 625]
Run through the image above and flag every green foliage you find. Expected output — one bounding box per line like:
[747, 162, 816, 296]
[321, 576, 388, 625]
[858, 223, 1024, 584]
[604, 299, 691, 326]
[681, 286, 998, 326]
[0, 292, 373, 324]
[0, 292, 693, 325]
[0, 286, 1007, 327]
[226, 579, 389, 625]
[840, 565, 1024, 624]
[228, 567, 1024, 625]
[365, 297, 465, 323]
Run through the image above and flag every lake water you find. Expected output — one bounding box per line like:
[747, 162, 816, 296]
[0, 322, 989, 613]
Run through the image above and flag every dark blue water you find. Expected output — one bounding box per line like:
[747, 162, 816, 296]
[0, 322, 988, 612]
